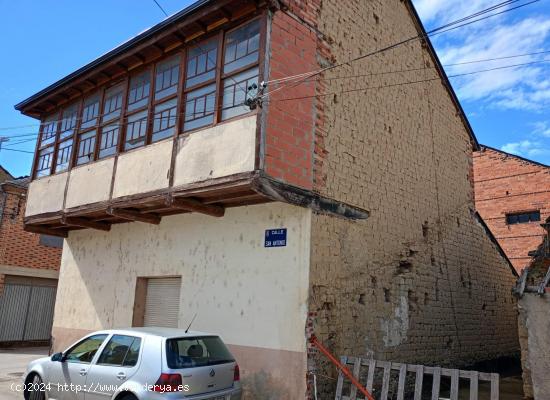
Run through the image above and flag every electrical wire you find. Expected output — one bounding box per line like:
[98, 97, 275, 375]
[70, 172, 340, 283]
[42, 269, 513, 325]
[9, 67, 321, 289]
[0, 148, 34, 154]
[2, 0, 542, 132]
[267, 58, 550, 103]
[1, 56, 546, 156]
[2, 54, 548, 147]
[152, 0, 169, 17]
[283, 57, 550, 87]
[2, 55, 547, 147]
[260, 0, 541, 100]
[4, 45, 549, 134]
[266, 0, 537, 85]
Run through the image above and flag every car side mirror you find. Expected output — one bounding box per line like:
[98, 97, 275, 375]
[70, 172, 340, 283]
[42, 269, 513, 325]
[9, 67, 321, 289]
[51, 352, 64, 362]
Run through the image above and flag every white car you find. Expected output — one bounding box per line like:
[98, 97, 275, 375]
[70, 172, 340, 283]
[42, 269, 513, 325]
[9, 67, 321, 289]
[23, 327, 242, 400]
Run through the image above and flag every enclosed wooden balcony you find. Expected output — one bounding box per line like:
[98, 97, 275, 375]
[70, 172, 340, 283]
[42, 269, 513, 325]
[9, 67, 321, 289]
[23, 115, 278, 236]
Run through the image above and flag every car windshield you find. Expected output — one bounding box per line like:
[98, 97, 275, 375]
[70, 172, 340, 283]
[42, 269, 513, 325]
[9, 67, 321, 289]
[166, 336, 234, 369]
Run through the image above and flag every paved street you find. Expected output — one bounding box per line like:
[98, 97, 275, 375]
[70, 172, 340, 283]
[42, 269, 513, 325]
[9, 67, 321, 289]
[0, 347, 48, 400]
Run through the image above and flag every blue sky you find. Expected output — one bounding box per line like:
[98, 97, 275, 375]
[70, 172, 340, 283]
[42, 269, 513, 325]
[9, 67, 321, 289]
[0, 0, 548, 177]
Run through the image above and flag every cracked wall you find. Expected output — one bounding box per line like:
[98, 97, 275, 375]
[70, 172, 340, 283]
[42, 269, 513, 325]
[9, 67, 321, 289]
[291, 0, 521, 397]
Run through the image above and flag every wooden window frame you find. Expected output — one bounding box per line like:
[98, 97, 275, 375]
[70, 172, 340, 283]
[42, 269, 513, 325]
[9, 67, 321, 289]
[181, 33, 221, 133]
[218, 17, 262, 122]
[32, 13, 266, 180]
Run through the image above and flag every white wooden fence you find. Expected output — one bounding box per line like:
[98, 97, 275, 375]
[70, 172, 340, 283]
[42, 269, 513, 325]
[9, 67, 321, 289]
[335, 356, 499, 400]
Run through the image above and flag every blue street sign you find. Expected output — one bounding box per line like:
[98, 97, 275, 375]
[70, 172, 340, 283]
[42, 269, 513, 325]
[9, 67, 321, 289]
[265, 228, 287, 247]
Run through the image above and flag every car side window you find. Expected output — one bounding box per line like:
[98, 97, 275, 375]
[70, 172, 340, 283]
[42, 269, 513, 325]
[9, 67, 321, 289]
[97, 335, 141, 367]
[65, 334, 108, 364]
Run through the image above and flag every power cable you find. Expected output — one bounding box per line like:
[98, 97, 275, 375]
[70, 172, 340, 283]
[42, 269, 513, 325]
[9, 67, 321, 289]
[0, 148, 34, 154]
[266, 0, 538, 85]
[152, 0, 170, 17]
[286, 57, 550, 87]
[3, 55, 548, 143]
[267, 58, 550, 103]
[260, 0, 541, 101]
[5, 46, 548, 133]
[4, 0, 541, 132]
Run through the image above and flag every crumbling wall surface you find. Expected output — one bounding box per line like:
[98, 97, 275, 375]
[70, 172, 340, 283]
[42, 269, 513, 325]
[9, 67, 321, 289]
[518, 294, 550, 399]
[291, 0, 521, 395]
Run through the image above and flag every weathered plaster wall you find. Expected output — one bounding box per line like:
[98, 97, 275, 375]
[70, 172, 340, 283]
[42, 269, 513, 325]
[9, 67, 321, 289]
[518, 294, 550, 399]
[173, 116, 257, 187]
[52, 202, 310, 399]
[25, 172, 67, 216]
[66, 158, 114, 208]
[113, 140, 172, 198]
[268, 0, 520, 395]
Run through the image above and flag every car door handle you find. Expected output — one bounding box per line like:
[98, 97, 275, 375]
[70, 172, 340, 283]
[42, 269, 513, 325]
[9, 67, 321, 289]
[116, 372, 126, 381]
[79, 369, 87, 376]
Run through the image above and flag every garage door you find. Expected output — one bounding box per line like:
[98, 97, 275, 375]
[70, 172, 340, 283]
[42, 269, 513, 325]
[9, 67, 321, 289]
[143, 277, 181, 328]
[0, 276, 57, 342]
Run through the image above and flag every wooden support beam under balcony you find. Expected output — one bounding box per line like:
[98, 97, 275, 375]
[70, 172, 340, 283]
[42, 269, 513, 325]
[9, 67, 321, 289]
[61, 216, 111, 232]
[107, 207, 161, 225]
[24, 224, 68, 238]
[167, 196, 225, 218]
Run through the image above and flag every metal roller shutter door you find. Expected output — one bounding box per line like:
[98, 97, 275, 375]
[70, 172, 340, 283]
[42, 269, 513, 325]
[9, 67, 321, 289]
[143, 277, 181, 328]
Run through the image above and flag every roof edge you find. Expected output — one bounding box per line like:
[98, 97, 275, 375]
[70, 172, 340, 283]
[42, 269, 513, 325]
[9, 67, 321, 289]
[14, 0, 214, 113]
[404, 0, 480, 151]
[474, 210, 519, 277]
[478, 144, 550, 169]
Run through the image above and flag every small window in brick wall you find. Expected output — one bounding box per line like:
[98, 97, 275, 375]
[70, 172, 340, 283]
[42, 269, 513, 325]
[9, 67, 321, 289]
[39, 234, 64, 248]
[506, 211, 541, 225]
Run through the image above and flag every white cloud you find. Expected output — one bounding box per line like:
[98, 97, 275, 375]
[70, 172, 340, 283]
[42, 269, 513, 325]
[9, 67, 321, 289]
[413, 1, 550, 111]
[532, 121, 550, 137]
[414, 0, 500, 25]
[501, 140, 548, 157]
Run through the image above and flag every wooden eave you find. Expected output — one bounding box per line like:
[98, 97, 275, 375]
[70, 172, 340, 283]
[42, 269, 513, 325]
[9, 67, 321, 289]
[15, 0, 263, 118]
[23, 172, 369, 236]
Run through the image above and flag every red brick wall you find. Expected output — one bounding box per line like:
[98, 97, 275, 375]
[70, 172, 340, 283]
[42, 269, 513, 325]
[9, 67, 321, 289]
[473, 147, 550, 273]
[263, 9, 319, 189]
[0, 189, 62, 270]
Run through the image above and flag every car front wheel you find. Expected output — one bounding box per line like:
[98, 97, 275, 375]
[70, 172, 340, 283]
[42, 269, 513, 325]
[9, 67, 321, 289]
[24, 374, 45, 400]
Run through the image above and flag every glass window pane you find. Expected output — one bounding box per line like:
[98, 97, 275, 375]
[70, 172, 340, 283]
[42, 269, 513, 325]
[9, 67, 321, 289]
[55, 139, 73, 173]
[123, 338, 142, 367]
[152, 98, 177, 142]
[166, 336, 234, 369]
[125, 111, 148, 150]
[81, 93, 100, 129]
[224, 20, 260, 74]
[186, 39, 218, 88]
[76, 130, 97, 165]
[531, 211, 541, 222]
[60, 103, 79, 140]
[155, 55, 180, 100]
[103, 84, 123, 122]
[127, 71, 151, 112]
[40, 115, 58, 148]
[99, 123, 120, 159]
[221, 67, 258, 121]
[65, 334, 108, 364]
[36, 146, 54, 177]
[184, 84, 216, 131]
[97, 335, 137, 366]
